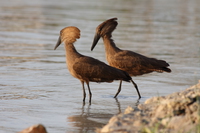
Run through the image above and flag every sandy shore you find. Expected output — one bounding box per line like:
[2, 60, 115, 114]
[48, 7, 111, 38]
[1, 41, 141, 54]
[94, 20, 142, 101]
[98, 81, 200, 133]
[18, 81, 200, 133]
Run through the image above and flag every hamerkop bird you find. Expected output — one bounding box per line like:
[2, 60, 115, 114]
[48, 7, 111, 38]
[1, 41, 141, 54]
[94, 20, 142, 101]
[91, 18, 171, 99]
[54, 26, 132, 103]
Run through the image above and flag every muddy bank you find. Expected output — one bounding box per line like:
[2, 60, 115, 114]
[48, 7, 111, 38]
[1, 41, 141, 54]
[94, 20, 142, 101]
[98, 81, 200, 133]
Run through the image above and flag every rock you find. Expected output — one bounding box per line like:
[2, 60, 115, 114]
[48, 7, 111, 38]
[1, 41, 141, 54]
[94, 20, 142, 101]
[124, 106, 134, 114]
[19, 124, 47, 133]
[98, 81, 200, 133]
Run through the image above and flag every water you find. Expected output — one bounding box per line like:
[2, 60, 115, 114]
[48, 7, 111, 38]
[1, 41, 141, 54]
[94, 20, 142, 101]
[0, 0, 200, 132]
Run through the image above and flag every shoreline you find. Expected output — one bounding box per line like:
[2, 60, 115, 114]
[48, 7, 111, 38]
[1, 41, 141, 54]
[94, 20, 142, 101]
[98, 80, 200, 133]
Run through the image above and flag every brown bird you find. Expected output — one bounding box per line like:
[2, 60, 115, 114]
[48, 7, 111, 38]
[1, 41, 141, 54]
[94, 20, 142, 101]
[91, 18, 171, 99]
[54, 26, 132, 103]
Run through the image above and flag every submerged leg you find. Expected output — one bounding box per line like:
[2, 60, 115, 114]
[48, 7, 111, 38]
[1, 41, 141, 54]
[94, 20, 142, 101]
[114, 80, 122, 98]
[81, 81, 86, 102]
[131, 79, 141, 98]
[86, 81, 92, 103]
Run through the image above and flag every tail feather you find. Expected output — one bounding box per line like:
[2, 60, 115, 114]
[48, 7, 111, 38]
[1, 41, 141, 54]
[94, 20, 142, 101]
[155, 67, 171, 73]
[121, 70, 132, 82]
[162, 67, 171, 73]
[149, 58, 171, 73]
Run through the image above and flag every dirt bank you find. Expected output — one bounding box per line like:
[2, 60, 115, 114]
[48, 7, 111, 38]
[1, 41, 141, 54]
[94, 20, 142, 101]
[98, 81, 200, 133]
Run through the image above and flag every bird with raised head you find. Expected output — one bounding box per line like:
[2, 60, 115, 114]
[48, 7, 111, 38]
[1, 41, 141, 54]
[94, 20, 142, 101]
[91, 18, 171, 99]
[54, 26, 132, 103]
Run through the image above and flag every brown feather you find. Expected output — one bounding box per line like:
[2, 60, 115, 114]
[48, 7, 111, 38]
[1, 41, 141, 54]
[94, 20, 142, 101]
[93, 18, 171, 76]
[91, 18, 172, 98]
[54, 26, 132, 102]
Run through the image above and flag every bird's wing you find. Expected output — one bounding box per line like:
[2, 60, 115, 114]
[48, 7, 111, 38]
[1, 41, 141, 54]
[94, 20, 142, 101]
[72, 56, 128, 82]
[113, 50, 170, 70]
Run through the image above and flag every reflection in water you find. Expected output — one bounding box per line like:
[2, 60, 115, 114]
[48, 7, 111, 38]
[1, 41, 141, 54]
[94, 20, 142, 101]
[67, 99, 140, 132]
[115, 98, 122, 114]
[115, 98, 140, 114]
[0, 0, 200, 132]
[68, 104, 105, 133]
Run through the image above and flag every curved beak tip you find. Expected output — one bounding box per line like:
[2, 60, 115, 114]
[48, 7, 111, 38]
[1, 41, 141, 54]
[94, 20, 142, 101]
[54, 36, 61, 50]
[91, 47, 94, 51]
[91, 33, 100, 51]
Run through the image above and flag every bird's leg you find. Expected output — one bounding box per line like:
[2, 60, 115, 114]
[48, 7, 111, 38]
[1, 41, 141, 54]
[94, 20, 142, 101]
[131, 79, 141, 99]
[86, 81, 92, 103]
[81, 81, 86, 102]
[114, 80, 122, 98]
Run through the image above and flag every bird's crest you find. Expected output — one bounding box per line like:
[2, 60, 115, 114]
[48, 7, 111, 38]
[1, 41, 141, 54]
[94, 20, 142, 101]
[96, 18, 118, 36]
[60, 26, 81, 44]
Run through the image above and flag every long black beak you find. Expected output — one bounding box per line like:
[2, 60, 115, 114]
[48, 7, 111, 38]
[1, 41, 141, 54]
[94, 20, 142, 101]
[54, 36, 62, 50]
[91, 33, 100, 51]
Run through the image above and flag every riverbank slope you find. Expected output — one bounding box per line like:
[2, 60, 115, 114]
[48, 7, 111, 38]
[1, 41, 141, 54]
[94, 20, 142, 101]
[99, 81, 200, 133]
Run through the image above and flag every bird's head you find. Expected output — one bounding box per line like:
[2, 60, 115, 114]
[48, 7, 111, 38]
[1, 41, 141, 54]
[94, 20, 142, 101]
[54, 26, 80, 50]
[91, 18, 118, 51]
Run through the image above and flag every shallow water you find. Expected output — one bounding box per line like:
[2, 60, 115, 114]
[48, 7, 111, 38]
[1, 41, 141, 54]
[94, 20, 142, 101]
[0, 0, 200, 132]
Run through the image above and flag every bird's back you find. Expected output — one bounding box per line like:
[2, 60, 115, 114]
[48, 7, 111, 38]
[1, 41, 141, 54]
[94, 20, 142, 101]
[91, 18, 171, 76]
[107, 50, 171, 76]
[72, 56, 131, 83]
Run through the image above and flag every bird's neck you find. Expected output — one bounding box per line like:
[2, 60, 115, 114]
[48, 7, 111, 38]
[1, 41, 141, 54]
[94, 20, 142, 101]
[64, 43, 82, 62]
[102, 35, 121, 55]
